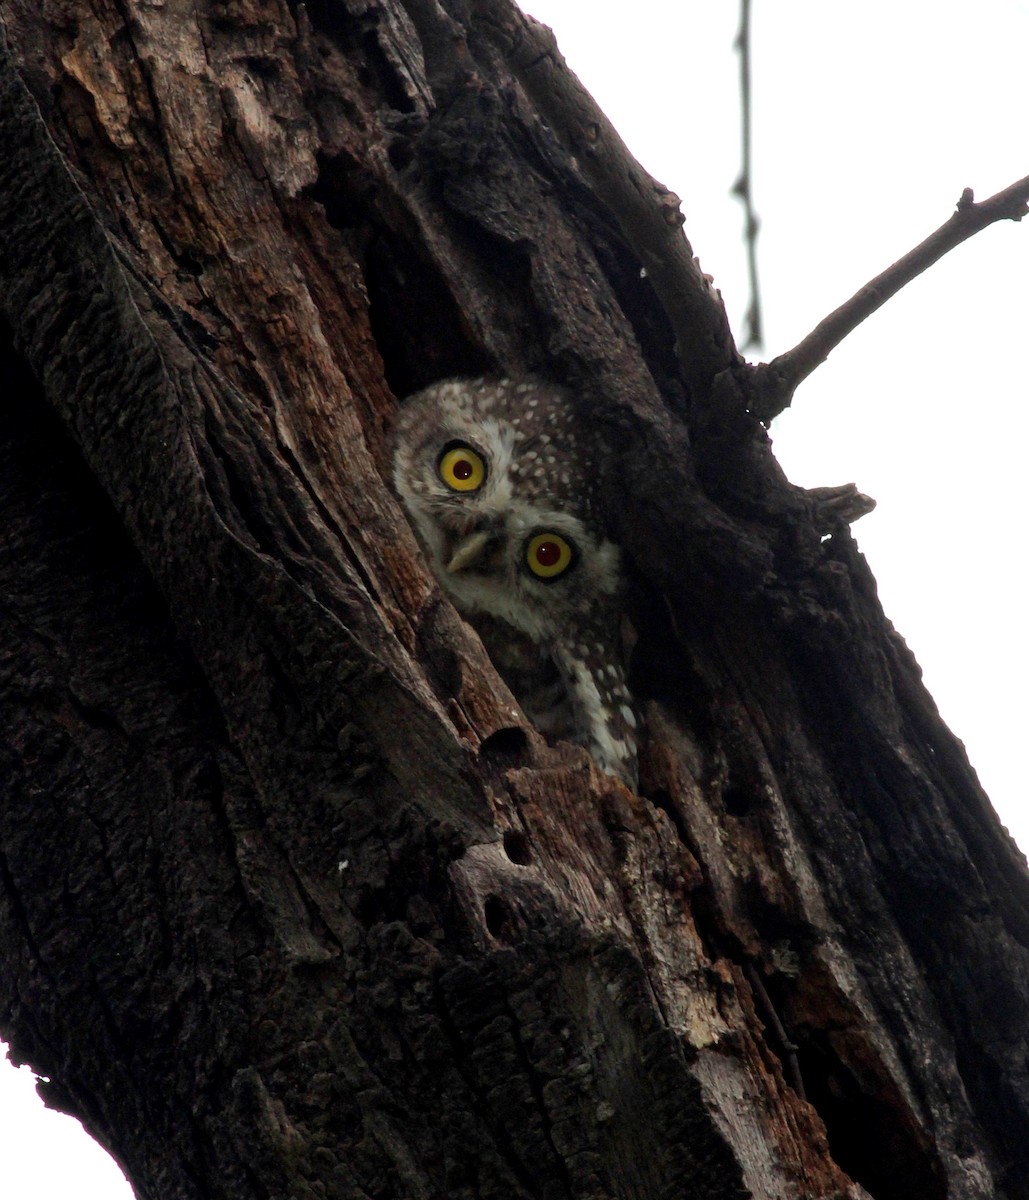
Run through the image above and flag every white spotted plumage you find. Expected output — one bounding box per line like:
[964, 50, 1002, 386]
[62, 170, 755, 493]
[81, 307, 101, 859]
[393, 377, 638, 786]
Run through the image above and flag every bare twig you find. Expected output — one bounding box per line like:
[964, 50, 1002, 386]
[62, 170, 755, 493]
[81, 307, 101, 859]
[732, 0, 763, 351]
[745, 175, 1029, 423]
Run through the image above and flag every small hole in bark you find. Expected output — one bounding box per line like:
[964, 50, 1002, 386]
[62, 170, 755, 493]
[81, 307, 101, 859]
[502, 831, 532, 865]
[360, 33, 416, 113]
[479, 726, 529, 767]
[242, 55, 281, 81]
[722, 781, 755, 817]
[388, 140, 413, 171]
[483, 895, 509, 940]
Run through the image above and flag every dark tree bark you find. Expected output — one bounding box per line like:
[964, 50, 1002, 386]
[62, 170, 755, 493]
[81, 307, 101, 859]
[1, 3, 1027, 1199]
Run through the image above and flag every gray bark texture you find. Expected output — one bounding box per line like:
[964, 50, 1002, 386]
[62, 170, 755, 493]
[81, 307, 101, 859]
[1, 2, 1027, 1198]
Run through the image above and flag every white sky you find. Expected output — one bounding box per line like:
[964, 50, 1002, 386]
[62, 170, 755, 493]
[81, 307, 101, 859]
[2, 2, 1026, 1194]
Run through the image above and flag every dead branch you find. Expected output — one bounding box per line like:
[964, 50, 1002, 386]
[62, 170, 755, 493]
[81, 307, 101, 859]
[744, 174, 1029, 423]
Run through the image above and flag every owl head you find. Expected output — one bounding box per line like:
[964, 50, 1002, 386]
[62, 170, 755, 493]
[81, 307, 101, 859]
[392, 377, 622, 633]
[392, 377, 637, 786]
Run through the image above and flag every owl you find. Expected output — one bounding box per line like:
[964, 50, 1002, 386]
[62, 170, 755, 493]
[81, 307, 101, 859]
[392, 377, 637, 787]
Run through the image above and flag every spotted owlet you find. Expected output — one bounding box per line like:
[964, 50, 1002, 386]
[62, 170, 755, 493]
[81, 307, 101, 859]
[392, 377, 637, 787]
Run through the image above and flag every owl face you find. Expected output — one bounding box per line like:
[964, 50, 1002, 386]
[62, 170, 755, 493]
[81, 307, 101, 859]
[393, 377, 637, 786]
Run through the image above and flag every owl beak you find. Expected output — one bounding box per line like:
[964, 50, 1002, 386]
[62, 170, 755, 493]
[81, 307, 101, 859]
[446, 528, 492, 573]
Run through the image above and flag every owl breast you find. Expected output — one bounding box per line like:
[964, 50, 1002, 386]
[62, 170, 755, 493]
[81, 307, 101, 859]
[392, 377, 637, 786]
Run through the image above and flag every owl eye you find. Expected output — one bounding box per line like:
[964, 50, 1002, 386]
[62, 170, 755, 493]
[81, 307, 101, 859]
[438, 443, 487, 492]
[525, 532, 575, 579]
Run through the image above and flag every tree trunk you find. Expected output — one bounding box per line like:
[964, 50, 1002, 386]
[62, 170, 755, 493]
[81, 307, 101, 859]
[1, 3, 1027, 1198]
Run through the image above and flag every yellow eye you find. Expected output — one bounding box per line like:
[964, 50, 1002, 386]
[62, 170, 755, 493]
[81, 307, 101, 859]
[438, 444, 486, 492]
[526, 532, 574, 579]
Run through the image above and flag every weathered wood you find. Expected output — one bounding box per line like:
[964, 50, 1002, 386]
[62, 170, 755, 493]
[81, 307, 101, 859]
[1, 3, 1027, 1198]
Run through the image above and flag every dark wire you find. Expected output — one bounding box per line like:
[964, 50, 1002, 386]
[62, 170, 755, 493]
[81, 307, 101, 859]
[733, 0, 763, 351]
